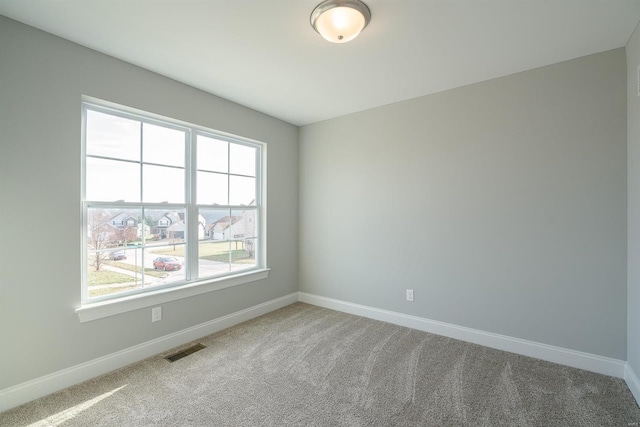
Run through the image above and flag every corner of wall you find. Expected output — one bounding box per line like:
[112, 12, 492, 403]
[627, 17, 640, 407]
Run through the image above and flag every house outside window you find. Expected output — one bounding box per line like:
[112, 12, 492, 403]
[82, 101, 264, 303]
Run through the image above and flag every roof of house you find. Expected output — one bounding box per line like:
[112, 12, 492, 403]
[208, 216, 242, 232]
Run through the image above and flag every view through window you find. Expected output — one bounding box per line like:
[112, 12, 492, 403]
[82, 102, 262, 302]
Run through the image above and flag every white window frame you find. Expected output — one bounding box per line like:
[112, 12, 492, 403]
[77, 98, 268, 322]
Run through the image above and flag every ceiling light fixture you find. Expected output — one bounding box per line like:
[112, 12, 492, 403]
[310, 0, 371, 44]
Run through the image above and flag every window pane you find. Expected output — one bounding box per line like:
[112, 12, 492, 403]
[198, 208, 232, 279]
[198, 135, 228, 172]
[200, 208, 231, 241]
[87, 207, 126, 251]
[198, 241, 232, 278]
[87, 207, 143, 246]
[229, 143, 256, 176]
[87, 207, 144, 298]
[143, 208, 187, 284]
[230, 240, 256, 272]
[142, 164, 185, 203]
[230, 209, 257, 240]
[229, 175, 255, 206]
[143, 208, 186, 243]
[86, 157, 140, 202]
[86, 110, 140, 161]
[230, 208, 257, 271]
[142, 123, 185, 167]
[197, 171, 228, 205]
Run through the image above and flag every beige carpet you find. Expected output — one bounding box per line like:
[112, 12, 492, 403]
[1, 303, 639, 426]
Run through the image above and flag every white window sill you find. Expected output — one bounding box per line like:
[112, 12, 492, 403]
[76, 268, 270, 323]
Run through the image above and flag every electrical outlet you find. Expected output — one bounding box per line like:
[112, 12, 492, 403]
[406, 289, 414, 302]
[152, 306, 162, 322]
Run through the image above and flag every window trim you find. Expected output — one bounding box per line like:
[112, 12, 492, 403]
[79, 97, 268, 321]
[76, 268, 270, 323]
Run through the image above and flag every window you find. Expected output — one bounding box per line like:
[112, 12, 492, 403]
[82, 101, 264, 305]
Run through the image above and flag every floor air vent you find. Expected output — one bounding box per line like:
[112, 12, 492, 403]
[165, 343, 206, 362]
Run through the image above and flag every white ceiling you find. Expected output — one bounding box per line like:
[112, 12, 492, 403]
[1, 0, 639, 126]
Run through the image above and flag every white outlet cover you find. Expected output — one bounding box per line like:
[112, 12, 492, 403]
[152, 306, 162, 322]
[406, 289, 414, 301]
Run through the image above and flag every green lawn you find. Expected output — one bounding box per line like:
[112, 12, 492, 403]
[104, 260, 168, 278]
[88, 261, 166, 290]
[152, 241, 255, 264]
[88, 269, 136, 286]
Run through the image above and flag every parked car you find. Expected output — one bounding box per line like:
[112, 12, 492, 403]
[153, 256, 182, 271]
[109, 250, 127, 261]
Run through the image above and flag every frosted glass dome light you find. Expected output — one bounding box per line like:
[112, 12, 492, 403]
[311, 0, 371, 44]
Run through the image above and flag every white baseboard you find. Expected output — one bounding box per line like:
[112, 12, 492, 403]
[0, 292, 298, 413]
[625, 363, 640, 406]
[298, 292, 626, 379]
[3, 292, 634, 414]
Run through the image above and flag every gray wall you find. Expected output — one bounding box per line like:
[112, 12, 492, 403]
[0, 12, 631, 394]
[299, 49, 627, 359]
[628, 25, 640, 374]
[0, 16, 298, 389]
